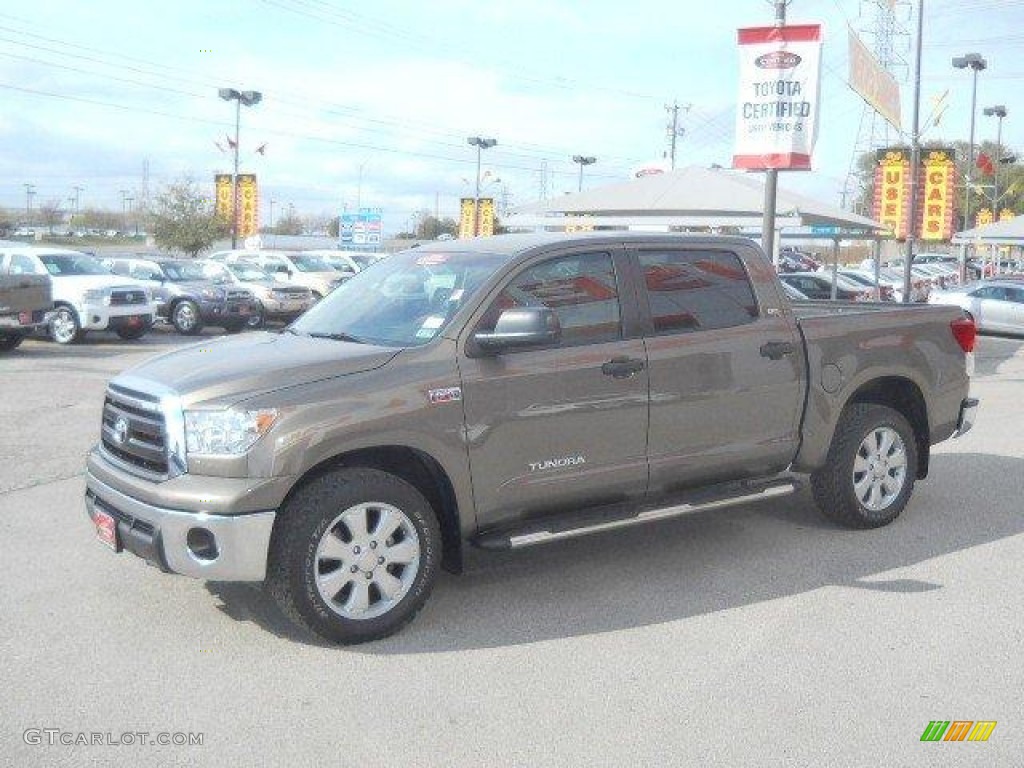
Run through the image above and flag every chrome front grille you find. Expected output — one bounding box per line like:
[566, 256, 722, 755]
[101, 384, 168, 477]
[272, 287, 309, 299]
[226, 290, 251, 301]
[109, 289, 147, 306]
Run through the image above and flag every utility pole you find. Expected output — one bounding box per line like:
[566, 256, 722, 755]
[120, 189, 130, 220]
[24, 183, 35, 218]
[761, 0, 786, 264]
[902, 0, 924, 304]
[72, 186, 83, 214]
[664, 101, 690, 170]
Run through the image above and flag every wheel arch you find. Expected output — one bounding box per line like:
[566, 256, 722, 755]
[277, 445, 464, 573]
[843, 376, 930, 479]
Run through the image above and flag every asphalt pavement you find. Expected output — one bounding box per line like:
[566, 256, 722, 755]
[1, 327, 1021, 767]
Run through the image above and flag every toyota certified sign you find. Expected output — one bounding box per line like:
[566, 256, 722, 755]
[733, 24, 822, 171]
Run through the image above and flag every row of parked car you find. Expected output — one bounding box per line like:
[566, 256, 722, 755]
[0, 242, 383, 348]
[775, 249, 964, 303]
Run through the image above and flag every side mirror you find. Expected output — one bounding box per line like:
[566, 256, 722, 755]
[473, 307, 561, 353]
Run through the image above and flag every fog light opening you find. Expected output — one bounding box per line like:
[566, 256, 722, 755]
[186, 527, 219, 561]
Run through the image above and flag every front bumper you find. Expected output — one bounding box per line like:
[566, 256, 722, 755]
[77, 302, 156, 331]
[955, 397, 979, 437]
[0, 308, 51, 333]
[85, 469, 276, 581]
[198, 299, 256, 326]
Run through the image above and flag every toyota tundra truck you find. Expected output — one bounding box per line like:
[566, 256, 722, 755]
[84, 234, 978, 644]
[0, 249, 52, 352]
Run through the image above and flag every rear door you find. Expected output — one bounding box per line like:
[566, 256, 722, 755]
[632, 245, 804, 494]
[458, 247, 649, 530]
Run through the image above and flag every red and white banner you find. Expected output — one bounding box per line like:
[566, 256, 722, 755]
[733, 24, 822, 171]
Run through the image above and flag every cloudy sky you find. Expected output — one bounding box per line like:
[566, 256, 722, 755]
[1, 0, 1022, 233]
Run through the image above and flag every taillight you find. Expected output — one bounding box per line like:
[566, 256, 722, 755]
[951, 316, 977, 353]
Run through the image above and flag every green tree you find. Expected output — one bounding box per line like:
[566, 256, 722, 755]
[151, 178, 228, 257]
[415, 214, 458, 240]
[0, 207, 14, 236]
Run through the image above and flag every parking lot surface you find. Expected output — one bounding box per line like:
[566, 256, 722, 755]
[1, 328, 1022, 766]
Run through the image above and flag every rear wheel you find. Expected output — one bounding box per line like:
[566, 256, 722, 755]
[0, 333, 25, 351]
[49, 306, 85, 345]
[267, 468, 442, 644]
[171, 300, 203, 335]
[811, 403, 917, 528]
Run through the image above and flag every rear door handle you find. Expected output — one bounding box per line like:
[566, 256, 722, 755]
[601, 357, 646, 378]
[760, 341, 796, 360]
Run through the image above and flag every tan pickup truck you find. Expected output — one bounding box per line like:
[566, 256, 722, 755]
[84, 233, 978, 643]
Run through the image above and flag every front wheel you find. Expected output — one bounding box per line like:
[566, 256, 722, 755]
[171, 300, 203, 335]
[811, 403, 918, 529]
[267, 468, 442, 644]
[49, 306, 85, 345]
[246, 307, 265, 329]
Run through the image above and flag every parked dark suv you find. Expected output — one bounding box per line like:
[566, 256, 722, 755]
[104, 256, 256, 335]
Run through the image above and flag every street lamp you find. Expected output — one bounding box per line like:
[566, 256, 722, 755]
[467, 136, 497, 236]
[983, 105, 1008, 211]
[952, 53, 986, 233]
[572, 155, 597, 192]
[219, 87, 263, 248]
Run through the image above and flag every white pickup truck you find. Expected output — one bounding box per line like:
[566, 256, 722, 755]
[2, 246, 157, 344]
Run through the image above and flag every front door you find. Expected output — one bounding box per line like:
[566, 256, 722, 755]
[458, 248, 649, 531]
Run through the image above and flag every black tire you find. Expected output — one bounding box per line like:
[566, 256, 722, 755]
[267, 468, 442, 644]
[115, 323, 149, 340]
[49, 305, 86, 345]
[171, 300, 204, 335]
[811, 403, 918, 529]
[246, 307, 266, 329]
[0, 333, 24, 351]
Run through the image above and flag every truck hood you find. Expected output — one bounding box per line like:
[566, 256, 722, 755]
[52, 274, 147, 297]
[120, 331, 400, 405]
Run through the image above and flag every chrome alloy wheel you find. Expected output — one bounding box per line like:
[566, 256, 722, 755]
[173, 302, 198, 332]
[50, 307, 78, 344]
[314, 502, 422, 621]
[852, 426, 907, 512]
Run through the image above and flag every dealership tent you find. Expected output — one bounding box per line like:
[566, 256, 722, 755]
[952, 214, 1024, 245]
[506, 165, 882, 231]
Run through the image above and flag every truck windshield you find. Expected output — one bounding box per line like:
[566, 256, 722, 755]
[289, 253, 334, 272]
[38, 253, 111, 276]
[290, 250, 506, 347]
[162, 262, 209, 282]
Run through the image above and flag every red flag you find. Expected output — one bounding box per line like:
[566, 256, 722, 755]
[976, 153, 994, 176]
[225, 134, 238, 149]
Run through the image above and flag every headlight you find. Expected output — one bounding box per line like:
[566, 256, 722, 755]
[184, 409, 278, 455]
[80, 289, 106, 304]
[200, 287, 225, 301]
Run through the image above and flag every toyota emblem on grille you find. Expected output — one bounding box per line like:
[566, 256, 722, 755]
[113, 416, 129, 445]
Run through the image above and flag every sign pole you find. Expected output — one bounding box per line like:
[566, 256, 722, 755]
[902, 0, 924, 303]
[761, 0, 787, 266]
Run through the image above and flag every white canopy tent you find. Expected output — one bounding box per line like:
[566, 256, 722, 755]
[951, 215, 1024, 277]
[506, 165, 882, 233]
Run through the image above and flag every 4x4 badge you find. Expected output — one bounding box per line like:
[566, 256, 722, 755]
[428, 387, 462, 404]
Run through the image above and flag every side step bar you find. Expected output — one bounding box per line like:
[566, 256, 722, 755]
[474, 478, 799, 551]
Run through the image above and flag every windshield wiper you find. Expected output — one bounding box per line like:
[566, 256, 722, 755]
[307, 331, 366, 344]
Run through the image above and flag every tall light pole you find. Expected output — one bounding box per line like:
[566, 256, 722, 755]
[467, 136, 497, 236]
[761, 0, 786, 265]
[983, 105, 1007, 211]
[71, 185, 83, 215]
[952, 53, 986, 234]
[572, 155, 597, 192]
[219, 87, 263, 248]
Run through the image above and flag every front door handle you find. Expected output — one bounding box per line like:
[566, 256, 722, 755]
[601, 357, 645, 378]
[760, 341, 796, 360]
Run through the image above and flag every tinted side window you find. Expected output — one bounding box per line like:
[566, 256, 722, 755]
[639, 250, 758, 333]
[1005, 287, 1024, 304]
[9, 254, 40, 275]
[973, 286, 1006, 300]
[483, 252, 622, 347]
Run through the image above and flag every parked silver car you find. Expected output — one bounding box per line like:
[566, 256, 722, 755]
[929, 280, 1024, 335]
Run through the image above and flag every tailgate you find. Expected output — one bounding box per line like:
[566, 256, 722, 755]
[0, 274, 52, 316]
